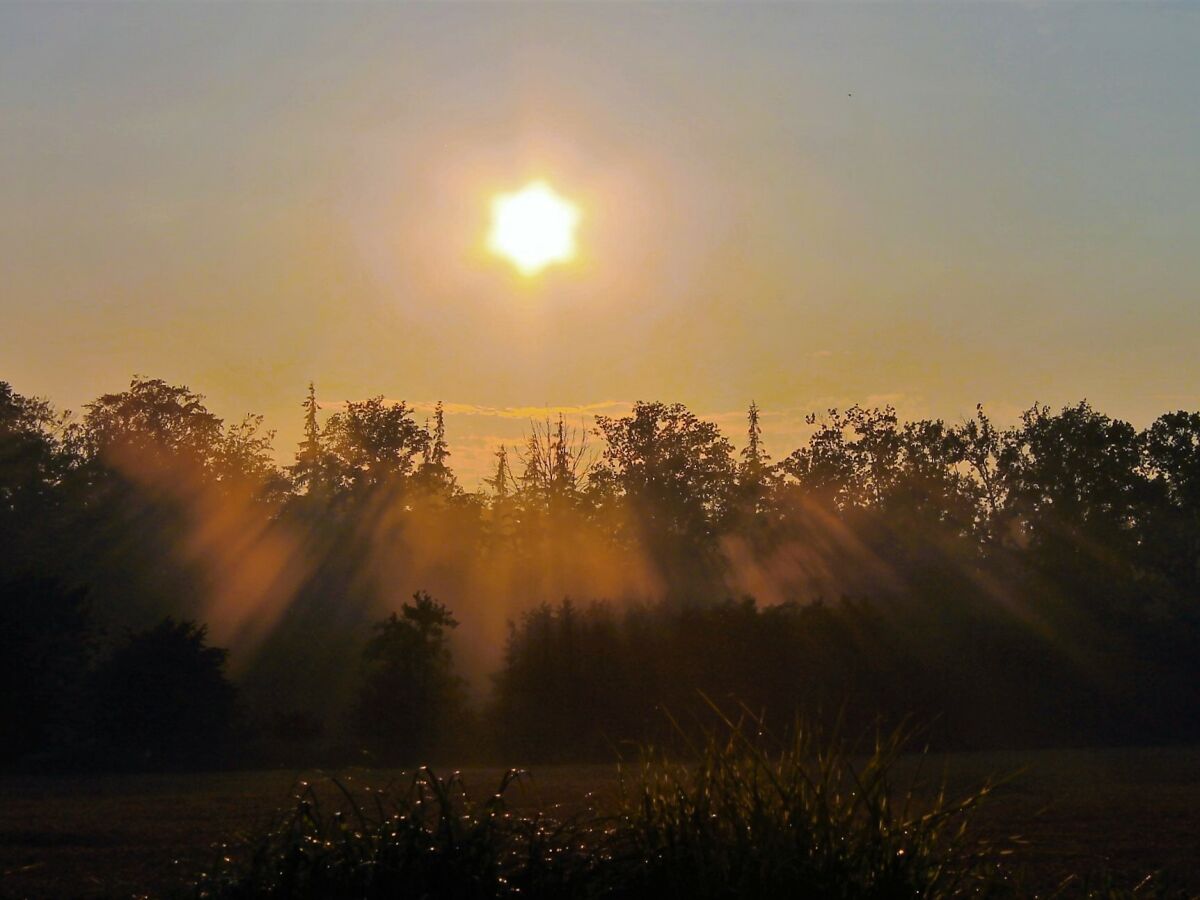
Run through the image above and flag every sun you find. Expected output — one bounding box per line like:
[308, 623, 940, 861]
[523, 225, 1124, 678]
[487, 180, 581, 276]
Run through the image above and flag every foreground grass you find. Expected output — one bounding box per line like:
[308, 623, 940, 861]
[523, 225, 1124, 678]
[188, 713, 1192, 899]
[5, 745, 1196, 897]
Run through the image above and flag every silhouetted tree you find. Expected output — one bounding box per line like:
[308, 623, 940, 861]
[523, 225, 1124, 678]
[1142, 410, 1200, 590]
[92, 618, 237, 769]
[1000, 401, 1147, 578]
[516, 416, 591, 512]
[484, 445, 517, 544]
[592, 402, 735, 544]
[733, 401, 777, 529]
[323, 396, 429, 496]
[82, 378, 225, 475]
[779, 406, 906, 511]
[777, 405, 981, 559]
[289, 382, 334, 501]
[486, 445, 513, 501]
[955, 404, 1009, 541]
[0, 382, 71, 569]
[215, 413, 287, 502]
[79, 376, 283, 498]
[0, 576, 93, 764]
[6, 371, 1200, 766]
[355, 591, 464, 762]
[417, 401, 456, 494]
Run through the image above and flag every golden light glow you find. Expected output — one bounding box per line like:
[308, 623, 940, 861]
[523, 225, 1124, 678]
[487, 180, 581, 276]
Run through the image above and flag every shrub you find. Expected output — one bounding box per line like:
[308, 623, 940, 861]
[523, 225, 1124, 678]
[92, 618, 237, 770]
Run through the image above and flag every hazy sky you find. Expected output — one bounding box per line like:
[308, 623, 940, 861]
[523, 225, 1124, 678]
[3, 2, 1198, 484]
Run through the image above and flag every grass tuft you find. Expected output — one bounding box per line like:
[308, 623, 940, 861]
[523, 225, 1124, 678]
[190, 708, 1188, 899]
[605, 701, 1000, 899]
[191, 766, 600, 899]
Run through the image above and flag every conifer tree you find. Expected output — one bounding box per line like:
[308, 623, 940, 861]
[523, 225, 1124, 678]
[289, 382, 328, 497]
[735, 400, 773, 524]
[485, 445, 512, 500]
[743, 401, 765, 470]
[418, 401, 455, 492]
[551, 414, 573, 498]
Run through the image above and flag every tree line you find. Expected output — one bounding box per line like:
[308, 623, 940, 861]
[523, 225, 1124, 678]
[2, 377, 1198, 767]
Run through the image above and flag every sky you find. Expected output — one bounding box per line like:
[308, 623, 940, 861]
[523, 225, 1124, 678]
[2, 2, 1199, 486]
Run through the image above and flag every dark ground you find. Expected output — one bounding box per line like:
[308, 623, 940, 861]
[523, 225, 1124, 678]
[2, 746, 1199, 899]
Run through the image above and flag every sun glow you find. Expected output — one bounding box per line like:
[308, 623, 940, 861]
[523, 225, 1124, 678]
[488, 180, 580, 276]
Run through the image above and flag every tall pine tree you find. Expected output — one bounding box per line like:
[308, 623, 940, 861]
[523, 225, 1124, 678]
[737, 400, 772, 521]
[418, 401, 455, 492]
[289, 383, 329, 498]
[485, 445, 512, 500]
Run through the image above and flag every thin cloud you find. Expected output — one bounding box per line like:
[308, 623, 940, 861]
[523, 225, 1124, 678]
[414, 400, 634, 420]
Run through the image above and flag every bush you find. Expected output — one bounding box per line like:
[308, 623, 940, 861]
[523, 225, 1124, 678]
[0, 575, 93, 765]
[355, 592, 467, 765]
[92, 618, 238, 769]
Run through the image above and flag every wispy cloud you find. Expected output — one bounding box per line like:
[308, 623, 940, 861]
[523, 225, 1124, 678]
[414, 400, 634, 420]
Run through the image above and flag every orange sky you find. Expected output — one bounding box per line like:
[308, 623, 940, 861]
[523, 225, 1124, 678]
[3, 3, 1199, 485]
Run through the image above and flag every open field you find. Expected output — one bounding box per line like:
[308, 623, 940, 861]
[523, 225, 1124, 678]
[2, 746, 1199, 899]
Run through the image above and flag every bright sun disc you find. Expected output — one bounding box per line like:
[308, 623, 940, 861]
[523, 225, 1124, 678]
[488, 180, 580, 276]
